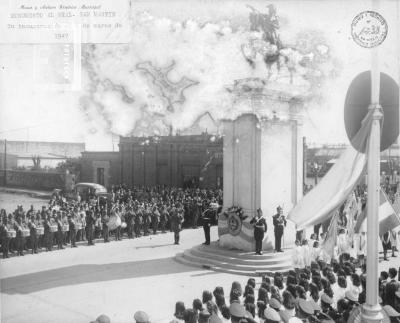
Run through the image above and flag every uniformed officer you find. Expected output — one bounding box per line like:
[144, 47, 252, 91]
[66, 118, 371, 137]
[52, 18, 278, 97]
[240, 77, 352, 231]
[56, 213, 64, 250]
[102, 210, 110, 243]
[250, 208, 267, 255]
[14, 217, 24, 256]
[86, 209, 95, 245]
[28, 215, 38, 254]
[202, 207, 212, 245]
[170, 204, 184, 244]
[135, 206, 143, 237]
[1, 217, 10, 258]
[151, 206, 160, 235]
[273, 206, 287, 252]
[68, 214, 77, 248]
[126, 206, 134, 239]
[160, 205, 169, 233]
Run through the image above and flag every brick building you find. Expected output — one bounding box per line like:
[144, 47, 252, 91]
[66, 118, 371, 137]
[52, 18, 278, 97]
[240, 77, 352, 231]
[80, 134, 223, 189]
[119, 134, 223, 189]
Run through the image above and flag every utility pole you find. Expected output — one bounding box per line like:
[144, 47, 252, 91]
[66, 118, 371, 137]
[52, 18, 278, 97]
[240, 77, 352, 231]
[303, 136, 307, 194]
[362, 34, 383, 323]
[3, 139, 7, 186]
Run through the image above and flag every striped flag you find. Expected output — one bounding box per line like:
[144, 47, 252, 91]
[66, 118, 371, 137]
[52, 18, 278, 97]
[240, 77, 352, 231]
[321, 210, 339, 258]
[354, 189, 400, 236]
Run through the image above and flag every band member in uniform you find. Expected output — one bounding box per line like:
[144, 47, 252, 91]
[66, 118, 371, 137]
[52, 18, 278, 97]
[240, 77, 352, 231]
[1, 217, 10, 258]
[202, 207, 212, 245]
[160, 205, 169, 233]
[56, 213, 64, 250]
[102, 210, 110, 243]
[134, 205, 143, 237]
[126, 205, 134, 239]
[273, 206, 286, 253]
[152, 206, 160, 235]
[68, 214, 77, 248]
[28, 215, 38, 254]
[14, 218, 24, 256]
[250, 208, 267, 255]
[170, 204, 184, 245]
[86, 208, 95, 246]
[43, 215, 52, 251]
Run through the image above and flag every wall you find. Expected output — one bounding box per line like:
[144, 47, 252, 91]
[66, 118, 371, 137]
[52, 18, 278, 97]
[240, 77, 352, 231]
[0, 153, 18, 169]
[4, 170, 66, 190]
[119, 134, 223, 189]
[80, 152, 121, 189]
[0, 140, 85, 158]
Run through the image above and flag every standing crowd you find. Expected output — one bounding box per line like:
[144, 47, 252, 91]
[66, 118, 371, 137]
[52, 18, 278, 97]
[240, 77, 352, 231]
[0, 185, 222, 258]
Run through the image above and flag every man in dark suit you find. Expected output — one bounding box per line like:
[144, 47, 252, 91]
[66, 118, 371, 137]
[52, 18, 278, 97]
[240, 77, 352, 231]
[273, 206, 286, 252]
[250, 208, 267, 255]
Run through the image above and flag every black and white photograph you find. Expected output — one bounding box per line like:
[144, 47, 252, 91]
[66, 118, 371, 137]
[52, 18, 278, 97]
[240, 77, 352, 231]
[0, 0, 399, 322]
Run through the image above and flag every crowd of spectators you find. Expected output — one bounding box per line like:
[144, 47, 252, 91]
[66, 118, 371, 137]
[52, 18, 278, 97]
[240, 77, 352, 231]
[0, 185, 223, 258]
[91, 254, 400, 323]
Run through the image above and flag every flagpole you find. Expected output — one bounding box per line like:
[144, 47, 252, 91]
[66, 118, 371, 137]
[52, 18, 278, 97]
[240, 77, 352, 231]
[362, 30, 384, 323]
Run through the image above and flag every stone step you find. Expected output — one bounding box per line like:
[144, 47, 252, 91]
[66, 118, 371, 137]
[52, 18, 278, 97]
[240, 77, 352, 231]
[181, 249, 293, 272]
[190, 247, 291, 266]
[175, 253, 293, 276]
[196, 242, 292, 260]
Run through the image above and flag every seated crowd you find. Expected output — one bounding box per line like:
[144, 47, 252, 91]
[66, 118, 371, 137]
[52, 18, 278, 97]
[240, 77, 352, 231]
[92, 257, 400, 323]
[0, 185, 222, 258]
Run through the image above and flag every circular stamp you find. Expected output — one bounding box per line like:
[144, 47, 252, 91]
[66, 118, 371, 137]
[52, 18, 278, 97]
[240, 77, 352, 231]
[351, 11, 388, 48]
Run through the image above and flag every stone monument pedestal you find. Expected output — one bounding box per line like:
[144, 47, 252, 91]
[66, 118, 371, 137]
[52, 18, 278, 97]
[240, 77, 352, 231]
[218, 80, 304, 252]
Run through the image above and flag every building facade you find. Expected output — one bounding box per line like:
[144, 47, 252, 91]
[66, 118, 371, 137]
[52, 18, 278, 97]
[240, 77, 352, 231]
[80, 152, 121, 188]
[119, 134, 223, 189]
[0, 140, 85, 168]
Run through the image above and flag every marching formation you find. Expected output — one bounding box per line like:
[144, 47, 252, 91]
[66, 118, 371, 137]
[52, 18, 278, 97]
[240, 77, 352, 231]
[0, 185, 222, 258]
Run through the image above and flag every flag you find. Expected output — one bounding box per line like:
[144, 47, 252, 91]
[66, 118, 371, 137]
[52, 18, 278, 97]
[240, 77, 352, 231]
[354, 189, 400, 236]
[321, 210, 339, 259]
[344, 192, 358, 244]
[288, 109, 374, 230]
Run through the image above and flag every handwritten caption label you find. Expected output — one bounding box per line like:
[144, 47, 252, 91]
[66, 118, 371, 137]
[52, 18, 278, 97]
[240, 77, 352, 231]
[1, 0, 130, 43]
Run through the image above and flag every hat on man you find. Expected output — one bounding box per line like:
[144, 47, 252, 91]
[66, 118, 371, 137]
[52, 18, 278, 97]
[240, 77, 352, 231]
[298, 299, 314, 316]
[383, 305, 400, 317]
[263, 307, 280, 322]
[345, 290, 359, 302]
[269, 298, 281, 311]
[90, 314, 111, 323]
[134, 311, 150, 323]
[230, 303, 246, 318]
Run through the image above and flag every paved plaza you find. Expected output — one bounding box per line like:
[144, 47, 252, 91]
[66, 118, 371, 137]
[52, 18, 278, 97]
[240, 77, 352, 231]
[1, 192, 399, 323]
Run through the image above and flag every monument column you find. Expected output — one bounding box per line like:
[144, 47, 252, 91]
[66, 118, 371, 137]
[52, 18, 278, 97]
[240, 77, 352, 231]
[218, 79, 305, 252]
